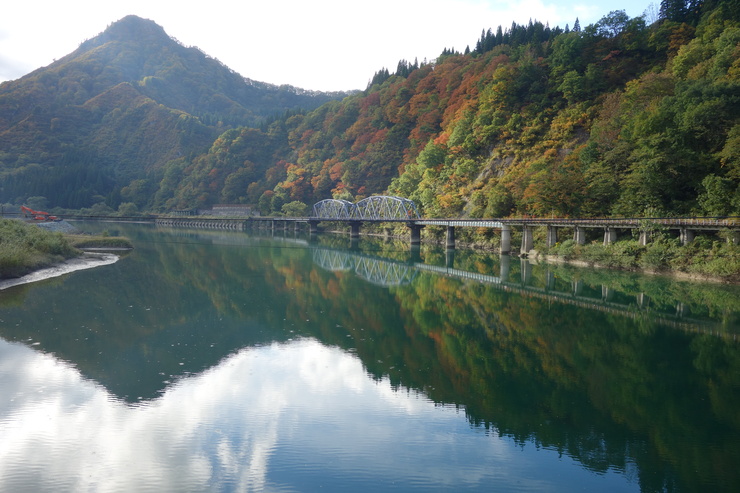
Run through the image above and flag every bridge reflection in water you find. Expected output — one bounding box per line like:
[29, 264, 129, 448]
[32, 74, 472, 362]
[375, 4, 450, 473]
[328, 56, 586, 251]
[312, 248, 418, 286]
[309, 244, 729, 337]
[155, 226, 732, 338]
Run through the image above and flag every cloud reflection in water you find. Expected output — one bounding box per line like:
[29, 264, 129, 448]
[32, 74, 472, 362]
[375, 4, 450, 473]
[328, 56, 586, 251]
[0, 337, 631, 492]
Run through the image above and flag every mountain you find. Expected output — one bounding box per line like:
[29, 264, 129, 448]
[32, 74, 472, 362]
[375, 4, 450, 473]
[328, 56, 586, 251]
[1, 3, 738, 218]
[159, 2, 739, 218]
[0, 15, 351, 209]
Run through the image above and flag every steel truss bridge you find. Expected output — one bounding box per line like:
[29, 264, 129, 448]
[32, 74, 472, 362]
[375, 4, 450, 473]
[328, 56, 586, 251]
[312, 196, 420, 221]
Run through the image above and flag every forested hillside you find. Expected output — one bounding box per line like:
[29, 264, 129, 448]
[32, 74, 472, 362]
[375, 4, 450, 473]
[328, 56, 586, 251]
[0, 15, 350, 210]
[154, 0, 739, 218]
[1, 2, 739, 218]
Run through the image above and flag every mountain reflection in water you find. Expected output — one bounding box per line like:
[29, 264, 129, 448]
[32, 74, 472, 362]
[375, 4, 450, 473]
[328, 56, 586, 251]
[0, 223, 738, 492]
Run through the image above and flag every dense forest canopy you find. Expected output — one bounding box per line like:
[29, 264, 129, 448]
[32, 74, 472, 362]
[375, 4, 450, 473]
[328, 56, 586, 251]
[0, 1, 738, 218]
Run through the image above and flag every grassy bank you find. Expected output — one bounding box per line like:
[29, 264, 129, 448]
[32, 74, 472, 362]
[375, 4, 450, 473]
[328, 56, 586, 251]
[545, 236, 740, 282]
[0, 220, 133, 279]
[0, 219, 80, 279]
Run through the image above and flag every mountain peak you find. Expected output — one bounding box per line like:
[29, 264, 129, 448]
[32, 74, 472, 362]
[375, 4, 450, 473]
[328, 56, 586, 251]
[79, 15, 170, 51]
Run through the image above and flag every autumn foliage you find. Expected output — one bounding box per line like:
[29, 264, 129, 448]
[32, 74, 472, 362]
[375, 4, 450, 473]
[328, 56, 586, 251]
[1, 3, 738, 219]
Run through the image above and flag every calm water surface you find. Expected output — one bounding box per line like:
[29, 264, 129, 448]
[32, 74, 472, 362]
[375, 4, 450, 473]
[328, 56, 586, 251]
[0, 223, 738, 492]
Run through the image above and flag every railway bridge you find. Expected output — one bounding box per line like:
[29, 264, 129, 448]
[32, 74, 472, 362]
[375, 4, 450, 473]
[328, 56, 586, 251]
[157, 195, 740, 254]
[248, 196, 739, 254]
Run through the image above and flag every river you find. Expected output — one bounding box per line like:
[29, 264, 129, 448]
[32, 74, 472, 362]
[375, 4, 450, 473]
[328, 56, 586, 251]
[0, 222, 738, 492]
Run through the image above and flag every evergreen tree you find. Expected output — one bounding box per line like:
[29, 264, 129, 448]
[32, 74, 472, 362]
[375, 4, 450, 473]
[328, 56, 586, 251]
[660, 0, 689, 22]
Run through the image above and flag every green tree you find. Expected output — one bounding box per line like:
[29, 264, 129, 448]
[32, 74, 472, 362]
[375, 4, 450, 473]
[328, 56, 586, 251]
[281, 201, 308, 217]
[698, 174, 740, 215]
[25, 196, 48, 211]
[117, 202, 139, 216]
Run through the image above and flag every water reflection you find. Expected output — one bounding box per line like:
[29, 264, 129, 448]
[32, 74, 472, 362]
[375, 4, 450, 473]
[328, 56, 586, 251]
[0, 224, 738, 492]
[1, 338, 633, 492]
[307, 234, 738, 336]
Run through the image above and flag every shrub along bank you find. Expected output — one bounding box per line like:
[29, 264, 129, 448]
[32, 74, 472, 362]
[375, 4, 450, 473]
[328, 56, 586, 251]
[546, 235, 740, 281]
[0, 219, 80, 279]
[0, 219, 133, 280]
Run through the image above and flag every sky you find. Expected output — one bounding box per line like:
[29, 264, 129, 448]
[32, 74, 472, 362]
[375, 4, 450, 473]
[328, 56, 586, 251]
[0, 0, 655, 92]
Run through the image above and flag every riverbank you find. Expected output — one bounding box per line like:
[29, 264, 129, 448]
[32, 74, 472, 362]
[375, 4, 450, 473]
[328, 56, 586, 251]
[0, 219, 132, 285]
[0, 253, 119, 290]
[532, 237, 740, 284]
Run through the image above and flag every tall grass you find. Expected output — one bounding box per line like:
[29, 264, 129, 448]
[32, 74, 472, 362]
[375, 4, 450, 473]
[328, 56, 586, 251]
[0, 219, 79, 278]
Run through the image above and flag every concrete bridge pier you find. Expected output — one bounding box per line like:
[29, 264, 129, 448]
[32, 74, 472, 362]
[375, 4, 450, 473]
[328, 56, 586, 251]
[639, 230, 650, 246]
[520, 226, 534, 256]
[603, 227, 617, 245]
[573, 227, 586, 245]
[349, 221, 361, 240]
[500, 225, 512, 254]
[408, 224, 424, 246]
[546, 226, 558, 248]
[680, 228, 694, 245]
[308, 220, 320, 235]
[446, 226, 456, 250]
